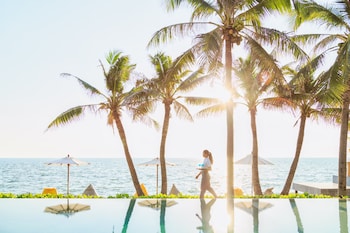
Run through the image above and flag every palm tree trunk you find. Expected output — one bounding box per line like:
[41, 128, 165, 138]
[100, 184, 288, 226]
[122, 199, 136, 233]
[280, 114, 307, 195]
[160, 103, 171, 194]
[252, 199, 259, 233]
[338, 86, 350, 197]
[250, 108, 262, 195]
[225, 36, 234, 199]
[289, 199, 304, 233]
[339, 199, 349, 233]
[114, 115, 144, 196]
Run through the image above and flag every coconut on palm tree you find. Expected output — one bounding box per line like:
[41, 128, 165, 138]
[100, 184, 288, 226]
[148, 0, 297, 198]
[47, 50, 151, 196]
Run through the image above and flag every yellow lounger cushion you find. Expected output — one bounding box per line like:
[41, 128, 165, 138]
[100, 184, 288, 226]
[42, 187, 57, 195]
[134, 183, 149, 197]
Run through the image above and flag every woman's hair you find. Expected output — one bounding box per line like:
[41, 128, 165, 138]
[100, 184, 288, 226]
[203, 149, 213, 164]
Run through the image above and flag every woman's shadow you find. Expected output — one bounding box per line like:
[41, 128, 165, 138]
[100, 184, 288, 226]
[196, 199, 216, 233]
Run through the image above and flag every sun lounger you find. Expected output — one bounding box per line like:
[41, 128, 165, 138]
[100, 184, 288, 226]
[42, 187, 57, 195]
[263, 187, 274, 195]
[168, 184, 180, 195]
[134, 183, 149, 197]
[233, 187, 244, 196]
[82, 184, 98, 196]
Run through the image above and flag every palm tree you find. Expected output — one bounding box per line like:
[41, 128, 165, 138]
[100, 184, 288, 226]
[289, 199, 304, 233]
[122, 199, 136, 233]
[192, 55, 284, 196]
[268, 54, 334, 195]
[47, 50, 148, 196]
[148, 0, 297, 198]
[140, 51, 210, 194]
[233, 56, 280, 195]
[339, 199, 349, 233]
[293, 0, 350, 196]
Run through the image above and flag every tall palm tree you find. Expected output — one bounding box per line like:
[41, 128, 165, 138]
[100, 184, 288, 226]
[148, 0, 295, 198]
[122, 199, 136, 233]
[191, 54, 285, 196]
[233, 56, 280, 195]
[47, 50, 149, 196]
[289, 199, 304, 233]
[141, 51, 210, 194]
[293, 0, 350, 196]
[268, 54, 334, 195]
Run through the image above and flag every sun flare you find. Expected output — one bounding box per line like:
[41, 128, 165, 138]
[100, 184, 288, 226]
[195, 82, 232, 103]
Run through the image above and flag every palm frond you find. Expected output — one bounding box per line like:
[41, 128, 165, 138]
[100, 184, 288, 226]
[238, 0, 291, 29]
[244, 35, 287, 88]
[262, 97, 297, 112]
[317, 67, 345, 105]
[184, 96, 222, 106]
[166, 49, 196, 79]
[315, 106, 341, 124]
[177, 71, 212, 93]
[173, 48, 196, 68]
[312, 34, 346, 54]
[132, 112, 160, 130]
[291, 53, 325, 83]
[147, 22, 212, 48]
[60, 73, 105, 97]
[106, 50, 122, 65]
[195, 103, 226, 118]
[190, 0, 218, 21]
[47, 105, 98, 129]
[173, 101, 193, 121]
[291, 33, 326, 46]
[105, 53, 136, 94]
[248, 27, 308, 61]
[294, 0, 349, 31]
[165, 0, 187, 11]
[192, 27, 223, 72]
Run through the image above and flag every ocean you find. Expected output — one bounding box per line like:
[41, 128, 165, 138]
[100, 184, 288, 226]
[0, 157, 338, 197]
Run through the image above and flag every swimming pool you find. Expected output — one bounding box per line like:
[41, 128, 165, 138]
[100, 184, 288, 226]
[0, 198, 348, 233]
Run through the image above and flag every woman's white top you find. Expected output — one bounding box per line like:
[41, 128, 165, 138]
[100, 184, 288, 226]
[202, 157, 212, 169]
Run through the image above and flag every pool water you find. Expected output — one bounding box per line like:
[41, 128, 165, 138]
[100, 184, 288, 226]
[0, 198, 348, 233]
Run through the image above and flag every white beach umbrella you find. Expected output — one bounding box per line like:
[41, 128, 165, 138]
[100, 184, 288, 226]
[235, 199, 273, 232]
[235, 199, 273, 215]
[138, 199, 177, 210]
[44, 198, 90, 218]
[138, 157, 175, 195]
[45, 154, 90, 196]
[235, 153, 273, 165]
[235, 153, 273, 195]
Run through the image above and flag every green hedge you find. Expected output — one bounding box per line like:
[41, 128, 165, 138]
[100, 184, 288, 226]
[0, 192, 338, 199]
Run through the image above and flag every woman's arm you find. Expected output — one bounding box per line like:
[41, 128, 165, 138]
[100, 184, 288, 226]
[195, 171, 202, 179]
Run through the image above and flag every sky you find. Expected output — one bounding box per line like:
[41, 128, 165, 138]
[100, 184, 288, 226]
[0, 0, 341, 159]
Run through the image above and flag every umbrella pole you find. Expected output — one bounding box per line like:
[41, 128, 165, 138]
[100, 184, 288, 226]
[67, 164, 70, 196]
[156, 164, 158, 195]
[251, 166, 253, 196]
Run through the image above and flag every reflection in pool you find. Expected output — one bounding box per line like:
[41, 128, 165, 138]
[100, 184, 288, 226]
[0, 198, 348, 233]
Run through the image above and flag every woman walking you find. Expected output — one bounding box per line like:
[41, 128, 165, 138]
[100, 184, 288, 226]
[196, 149, 218, 199]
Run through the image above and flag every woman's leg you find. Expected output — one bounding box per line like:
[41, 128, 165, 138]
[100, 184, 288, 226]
[207, 187, 217, 198]
[200, 189, 206, 199]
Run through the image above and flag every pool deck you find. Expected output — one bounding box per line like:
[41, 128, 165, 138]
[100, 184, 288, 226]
[292, 182, 350, 196]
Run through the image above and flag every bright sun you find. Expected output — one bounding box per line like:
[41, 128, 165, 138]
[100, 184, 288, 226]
[210, 85, 231, 102]
[193, 82, 232, 102]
